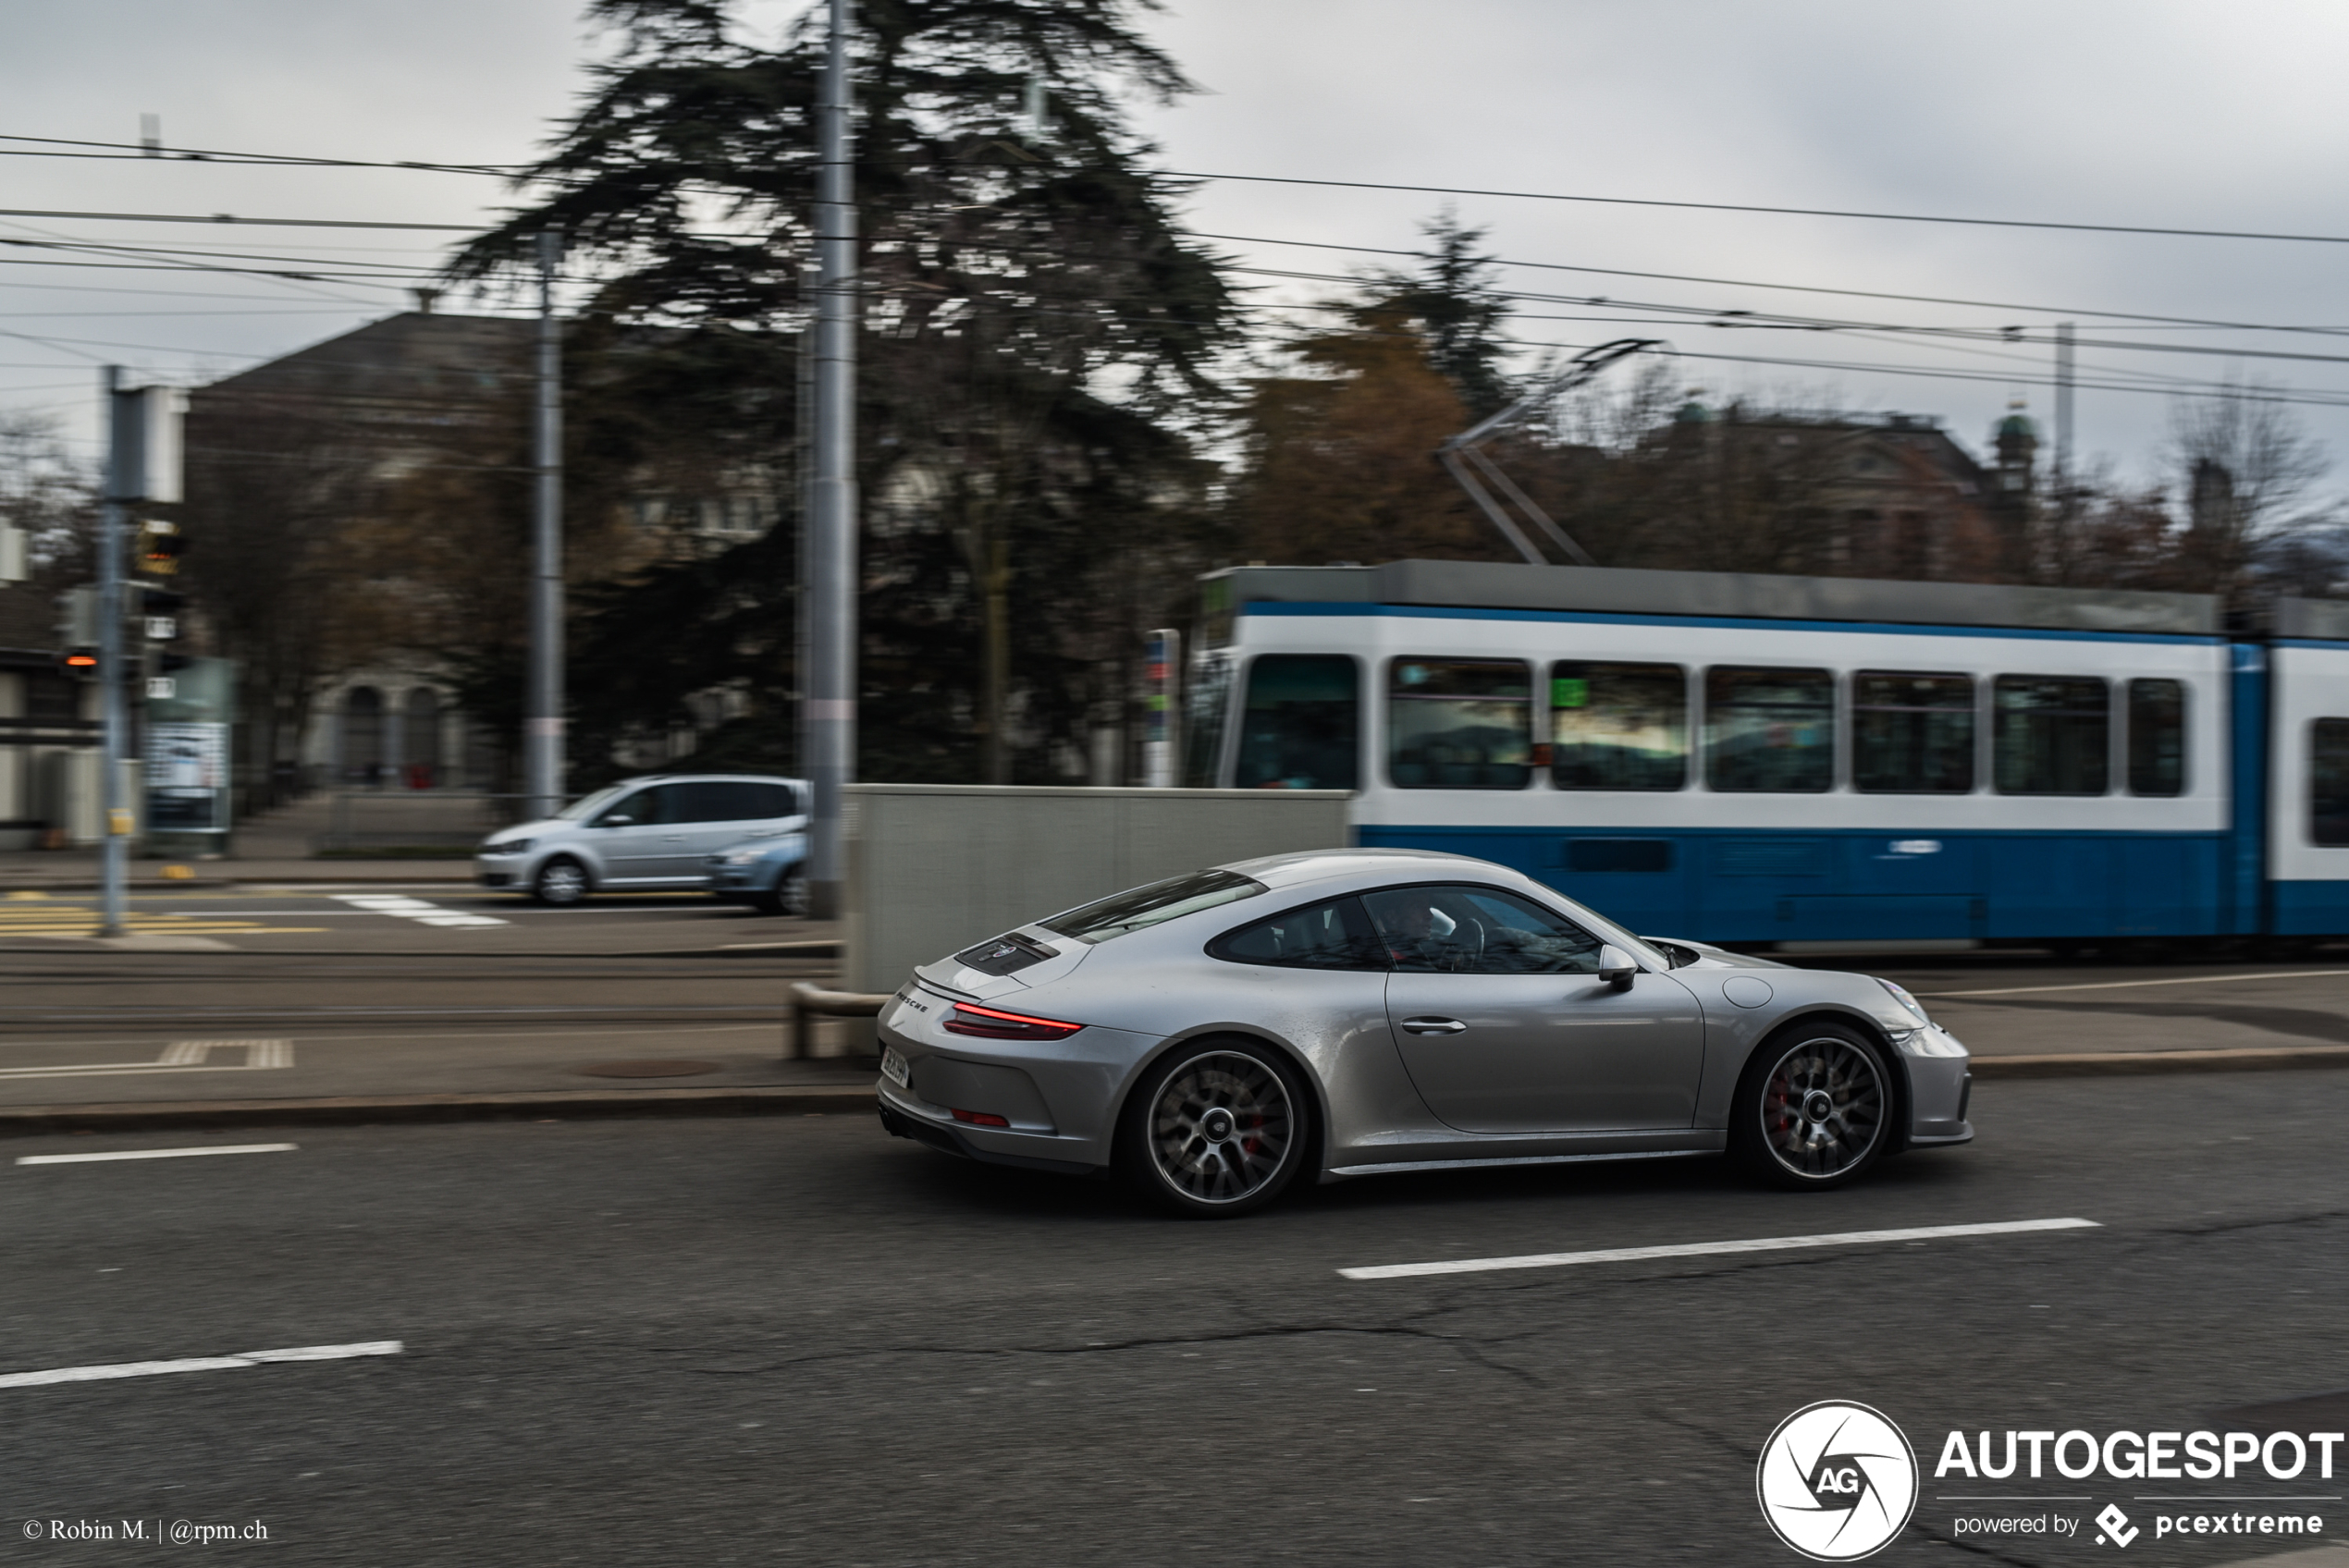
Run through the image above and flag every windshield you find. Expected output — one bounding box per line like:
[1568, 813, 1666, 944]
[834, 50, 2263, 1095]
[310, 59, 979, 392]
[1038, 868, 1267, 945]
[553, 785, 630, 822]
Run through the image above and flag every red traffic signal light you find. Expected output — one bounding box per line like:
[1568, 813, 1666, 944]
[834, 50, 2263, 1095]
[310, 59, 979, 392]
[61, 648, 98, 673]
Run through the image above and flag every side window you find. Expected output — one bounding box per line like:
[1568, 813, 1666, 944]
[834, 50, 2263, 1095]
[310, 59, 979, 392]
[1235, 655, 1359, 790]
[595, 786, 673, 827]
[1208, 896, 1387, 971]
[695, 781, 796, 822]
[1388, 659, 1532, 790]
[1551, 661, 1687, 790]
[1361, 884, 1603, 975]
[1705, 668, 1834, 792]
[2311, 719, 2349, 846]
[1852, 672, 1974, 793]
[1995, 676, 2109, 795]
[2128, 680, 2186, 796]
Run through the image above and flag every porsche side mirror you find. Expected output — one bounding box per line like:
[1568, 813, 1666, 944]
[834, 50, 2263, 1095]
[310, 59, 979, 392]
[1597, 945, 1638, 990]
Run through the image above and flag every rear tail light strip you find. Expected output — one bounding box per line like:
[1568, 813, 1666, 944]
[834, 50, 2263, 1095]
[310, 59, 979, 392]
[941, 1002, 1085, 1042]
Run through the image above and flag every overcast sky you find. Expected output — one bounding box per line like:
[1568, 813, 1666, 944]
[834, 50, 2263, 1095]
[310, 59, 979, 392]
[7, 0, 2349, 497]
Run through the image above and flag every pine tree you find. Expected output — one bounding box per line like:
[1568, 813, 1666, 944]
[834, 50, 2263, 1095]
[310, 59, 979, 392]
[449, 0, 1237, 785]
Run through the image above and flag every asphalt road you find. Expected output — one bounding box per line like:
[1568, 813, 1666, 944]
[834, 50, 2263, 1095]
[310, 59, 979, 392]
[5, 1071, 2347, 1566]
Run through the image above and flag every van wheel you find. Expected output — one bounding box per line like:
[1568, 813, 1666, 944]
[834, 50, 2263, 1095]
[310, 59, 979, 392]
[533, 858, 589, 906]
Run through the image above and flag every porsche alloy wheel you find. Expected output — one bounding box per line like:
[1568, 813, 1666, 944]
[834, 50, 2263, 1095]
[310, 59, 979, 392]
[1737, 1023, 1891, 1189]
[1122, 1042, 1306, 1217]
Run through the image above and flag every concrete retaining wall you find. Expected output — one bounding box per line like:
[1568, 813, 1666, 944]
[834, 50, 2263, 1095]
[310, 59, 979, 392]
[842, 784, 1352, 996]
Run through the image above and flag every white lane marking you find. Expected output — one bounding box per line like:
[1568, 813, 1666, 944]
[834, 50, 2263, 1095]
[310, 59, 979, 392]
[0, 1040, 294, 1081]
[330, 893, 506, 928]
[0, 1340, 401, 1389]
[17, 1144, 297, 1167]
[1925, 969, 2349, 999]
[1339, 1218, 2101, 1281]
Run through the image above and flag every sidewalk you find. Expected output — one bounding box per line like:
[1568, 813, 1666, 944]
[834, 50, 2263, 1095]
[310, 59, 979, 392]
[0, 791, 480, 889]
[0, 1022, 882, 1133]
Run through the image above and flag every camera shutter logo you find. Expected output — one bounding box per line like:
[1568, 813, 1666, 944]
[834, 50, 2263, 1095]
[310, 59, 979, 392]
[1756, 1401, 1919, 1561]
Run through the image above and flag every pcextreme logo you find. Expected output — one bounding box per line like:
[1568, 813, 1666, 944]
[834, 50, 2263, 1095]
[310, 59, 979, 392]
[1757, 1402, 1922, 1562]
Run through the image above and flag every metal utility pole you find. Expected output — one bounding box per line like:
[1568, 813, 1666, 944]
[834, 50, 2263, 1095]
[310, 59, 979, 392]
[95, 373, 184, 936]
[803, 0, 859, 918]
[97, 368, 129, 937]
[526, 229, 565, 820]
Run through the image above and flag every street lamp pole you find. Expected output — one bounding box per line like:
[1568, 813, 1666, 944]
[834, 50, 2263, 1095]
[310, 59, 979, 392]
[804, 0, 859, 918]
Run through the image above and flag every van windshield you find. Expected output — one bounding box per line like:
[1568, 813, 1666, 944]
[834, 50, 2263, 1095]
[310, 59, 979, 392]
[1039, 869, 1267, 945]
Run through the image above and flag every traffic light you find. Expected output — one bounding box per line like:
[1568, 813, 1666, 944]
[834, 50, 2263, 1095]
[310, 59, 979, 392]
[60, 647, 98, 677]
[136, 519, 185, 576]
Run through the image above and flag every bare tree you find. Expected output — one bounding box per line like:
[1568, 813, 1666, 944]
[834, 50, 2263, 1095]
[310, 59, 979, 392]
[2167, 380, 2331, 607]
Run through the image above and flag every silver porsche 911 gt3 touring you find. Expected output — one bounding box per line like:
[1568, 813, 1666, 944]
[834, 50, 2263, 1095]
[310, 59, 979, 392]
[874, 848, 1972, 1217]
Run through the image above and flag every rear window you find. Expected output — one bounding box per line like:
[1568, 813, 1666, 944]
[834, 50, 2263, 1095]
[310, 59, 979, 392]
[1038, 869, 1267, 945]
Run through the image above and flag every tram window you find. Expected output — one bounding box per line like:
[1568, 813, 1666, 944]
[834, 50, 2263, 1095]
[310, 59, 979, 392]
[1704, 668, 1834, 792]
[1994, 675, 2109, 794]
[2127, 679, 2187, 796]
[1181, 653, 1232, 788]
[1235, 655, 1359, 790]
[1551, 662, 1687, 790]
[1389, 659, 1532, 790]
[2312, 720, 2349, 846]
[1853, 672, 1974, 793]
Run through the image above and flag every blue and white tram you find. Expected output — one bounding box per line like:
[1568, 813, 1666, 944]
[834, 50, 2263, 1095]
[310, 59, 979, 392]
[1184, 559, 2302, 947]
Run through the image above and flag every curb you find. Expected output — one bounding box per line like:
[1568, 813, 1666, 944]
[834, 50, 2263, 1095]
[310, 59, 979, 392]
[1972, 1045, 2349, 1077]
[0, 1084, 878, 1136]
[6, 1045, 2342, 1136]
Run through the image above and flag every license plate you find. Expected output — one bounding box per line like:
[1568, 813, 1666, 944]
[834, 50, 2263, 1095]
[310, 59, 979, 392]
[879, 1047, 911, 1089]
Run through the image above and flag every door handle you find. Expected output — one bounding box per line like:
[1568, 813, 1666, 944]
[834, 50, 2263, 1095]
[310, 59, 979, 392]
[662, 834, 686, 841]
[1400, 1017, 1467, 1035]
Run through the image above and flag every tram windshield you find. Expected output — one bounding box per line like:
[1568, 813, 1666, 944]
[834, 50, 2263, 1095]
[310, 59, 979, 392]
[1235, 655, 1359, 790]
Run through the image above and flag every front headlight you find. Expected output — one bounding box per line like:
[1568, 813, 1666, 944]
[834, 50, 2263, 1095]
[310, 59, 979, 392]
[721, 847, 768, 866]
[1874, 976, 1931, 1025]
[483, 838, 532, 856]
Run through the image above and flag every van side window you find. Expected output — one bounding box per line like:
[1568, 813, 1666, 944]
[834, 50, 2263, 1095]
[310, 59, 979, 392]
[1551, 662, 1687, 790]
[2311, 719, 2349, 846]
[1388, 659, 1532, 790]
[2127, 680, 2186, 796]
[1235, 655, 1359, 790]
[1995, 676, 2109, 794]
[1853, 672, 1974, 793]
[595, 785, 674, 827]
[1705, 668, 1834, 792]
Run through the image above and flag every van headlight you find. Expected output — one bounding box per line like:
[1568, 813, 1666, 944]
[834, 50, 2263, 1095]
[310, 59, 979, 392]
[719, 846, 769, 866]
[482, 838, 532, 856]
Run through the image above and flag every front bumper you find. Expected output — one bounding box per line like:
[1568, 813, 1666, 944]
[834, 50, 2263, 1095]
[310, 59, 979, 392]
[1898, 1023, 1974, 1147]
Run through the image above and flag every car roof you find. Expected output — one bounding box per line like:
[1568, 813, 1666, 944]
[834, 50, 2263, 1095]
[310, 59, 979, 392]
[1219, 847, 1492, 892]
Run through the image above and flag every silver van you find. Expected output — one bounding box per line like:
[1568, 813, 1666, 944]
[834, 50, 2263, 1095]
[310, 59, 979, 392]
[474, 773, 808, 905]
